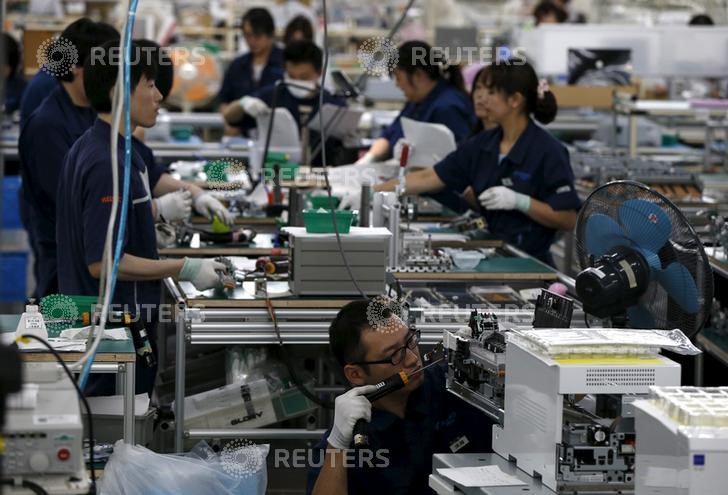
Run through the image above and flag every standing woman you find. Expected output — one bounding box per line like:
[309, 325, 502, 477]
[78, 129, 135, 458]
[376, 61, 580, 265]
[356, 40, 475, 164]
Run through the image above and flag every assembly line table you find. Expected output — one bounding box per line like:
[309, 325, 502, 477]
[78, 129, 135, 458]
[429, 453, 555, 494]
[0, 315, 138, 443]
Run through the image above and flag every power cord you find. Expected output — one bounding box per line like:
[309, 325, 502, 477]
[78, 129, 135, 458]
[16, 335, 96, 494]
[0, 479, 49, 495]
[265, 298, 334, 410]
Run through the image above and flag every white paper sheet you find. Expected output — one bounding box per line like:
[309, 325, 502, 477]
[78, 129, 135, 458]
[401, 117, 456, 168]
[256, 108, 300, 149]
[59, 326, 129, 341]
[308, 103, 364, 140]
[87, 393, 150, 417]
[436, 465, 528, 487]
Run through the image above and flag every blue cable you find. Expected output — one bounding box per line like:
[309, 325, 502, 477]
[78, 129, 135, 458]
[80, 0, 138, 389]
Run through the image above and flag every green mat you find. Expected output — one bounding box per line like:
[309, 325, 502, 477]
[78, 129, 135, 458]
[458, 257, 554, 274]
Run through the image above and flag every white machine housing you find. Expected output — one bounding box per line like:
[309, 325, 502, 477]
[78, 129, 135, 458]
[493, 340, 681, 492]
[634, 387, 728, 495]
[3, 364, 84, 476]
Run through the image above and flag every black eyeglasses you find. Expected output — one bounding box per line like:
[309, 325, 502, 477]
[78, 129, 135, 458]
[351, 329, 421, 367]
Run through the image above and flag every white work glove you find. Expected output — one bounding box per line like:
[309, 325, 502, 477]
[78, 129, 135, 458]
[478, 186, 531, 213]
[327, 385, 378, 449]
[178, 257, 226, 291]
[153, 190, 192, 222]
[239, 96, 271, 118]
[339, 186, 363, 211]
[193, 192, 235, 225]
[392, 139, 414, 164]
[354, 152, 377, 166]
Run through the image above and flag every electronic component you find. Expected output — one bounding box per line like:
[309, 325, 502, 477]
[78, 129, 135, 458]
[533, 289, 574, 328]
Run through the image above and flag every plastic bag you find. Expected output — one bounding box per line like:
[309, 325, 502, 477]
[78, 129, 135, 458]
[100, 440, 269, 495]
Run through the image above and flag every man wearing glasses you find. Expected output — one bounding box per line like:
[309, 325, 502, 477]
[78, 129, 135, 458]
[307, 299, 493, 494]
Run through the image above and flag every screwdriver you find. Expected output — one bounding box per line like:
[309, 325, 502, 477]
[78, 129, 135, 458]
[352, 357, 443, 447]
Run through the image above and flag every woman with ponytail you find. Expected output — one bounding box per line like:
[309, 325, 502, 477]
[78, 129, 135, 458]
[375, 61, 581, 265]
[355, 40, 475, 164]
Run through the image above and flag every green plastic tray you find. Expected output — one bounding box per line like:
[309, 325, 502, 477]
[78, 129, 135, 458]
[303, 209, 355, 234]
[309, 195, 341, 209]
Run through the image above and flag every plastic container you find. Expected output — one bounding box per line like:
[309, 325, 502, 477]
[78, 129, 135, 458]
[309, 195, 341, 210]
[451, 250, 484, 270]
[303, 209, 354, 234]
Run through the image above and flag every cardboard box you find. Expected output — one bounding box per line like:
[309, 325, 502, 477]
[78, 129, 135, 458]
[550, 85, 638, 109]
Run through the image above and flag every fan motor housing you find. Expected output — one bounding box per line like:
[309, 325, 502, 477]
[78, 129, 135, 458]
[576, 248, 650, 318]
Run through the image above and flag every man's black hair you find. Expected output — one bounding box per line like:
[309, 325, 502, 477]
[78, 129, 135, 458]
[242, 7, 275, 37]
[533, 1, 568, 25]
[53, 18, 119, 83]
[284, 15, 314, 45]
[83, 39, 159, 113]
[283, 40, 323, 73]
[689, 14, 714, 26]
[134, 39, 173, 100]
[329, 299, 381, 368]
[1, 33, 21, 79]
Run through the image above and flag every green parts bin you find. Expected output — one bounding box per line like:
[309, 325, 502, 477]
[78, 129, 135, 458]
[309, 194, 341, 209]
[303, 209, 355, 234]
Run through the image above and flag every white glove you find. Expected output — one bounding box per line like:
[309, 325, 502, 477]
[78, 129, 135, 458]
[392, 139, 414, 164]
[193, 192, 235, 225]
[153, 190, 192, 222]
[178, 257, 226, 291]
[327, 385, 378, 449]
[339, 186, 363, 211]
[478, 186, 531, 212]
[239, 96, 271, 118]
[354, 152, 376, 166]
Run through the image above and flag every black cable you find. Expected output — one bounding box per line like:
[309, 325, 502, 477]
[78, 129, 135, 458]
[584, 312, 590, 328]
[1, 479, 49, 495]
[265, 299, 334, 410]
[17, 335, 96, 494]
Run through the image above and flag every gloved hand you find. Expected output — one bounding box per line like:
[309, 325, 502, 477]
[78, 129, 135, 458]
[153, 190, 192, 222]
[178, 257, 226, 291]
[392, 139, 414, 164]
[193, 192, 235, 226]
[239, 96, 271, 118]
[339, 185, 363, 211]
[478, 186, 531, 213]
[354, 152, 377, 166]
[327, 385, 378, 449]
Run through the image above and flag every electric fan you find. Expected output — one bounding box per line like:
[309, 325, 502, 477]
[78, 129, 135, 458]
[166, 44, 222, 112]
[575, 180, 713, 337]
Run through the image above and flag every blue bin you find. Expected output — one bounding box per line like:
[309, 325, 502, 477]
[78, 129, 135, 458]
[0, 252, 28, 302]
[2, 176, 23, 229]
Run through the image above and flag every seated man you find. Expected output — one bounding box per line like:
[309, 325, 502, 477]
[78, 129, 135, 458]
[223, 40, 346, 166]
[307, 299, 494, 494]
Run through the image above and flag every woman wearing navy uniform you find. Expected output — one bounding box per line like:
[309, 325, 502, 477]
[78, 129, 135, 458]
[356, 40, 475, 164]
[217, 7, 284, 136]
[376, 61, 580, 265]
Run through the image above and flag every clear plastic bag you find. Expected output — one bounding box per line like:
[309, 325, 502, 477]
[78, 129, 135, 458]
[100, 440, 268, 495]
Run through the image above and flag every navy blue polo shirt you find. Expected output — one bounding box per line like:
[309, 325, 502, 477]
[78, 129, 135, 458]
[19, 70, 58, 127]
[305, 364, 493, 495]
[132, 136, 168, 191]
[381, 80, 475, 159]
[18, 84, 96, 296]
[254, 84, 346, 166]
[56, 119, 160, 321]
[434, 120, 581, 262]
[218, 46, 285, 133]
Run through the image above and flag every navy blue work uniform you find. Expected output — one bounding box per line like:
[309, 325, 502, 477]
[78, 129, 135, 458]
[381, 80, 475, 159]
[19, 71, 58, 127]
[254, 84, 346, 166]
[218, 46, 285, 134]
[57, 119, 160, 394]
[18, 84, 96, 297]
[133, 136, 169, 190]
[305, 364, 493, 495]
[434, 120, 581, 264]
[4, 73, 27, 114]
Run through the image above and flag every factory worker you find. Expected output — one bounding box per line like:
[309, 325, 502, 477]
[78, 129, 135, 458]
[376, 61, 581, 266]
[356, 40, 475, 165]
[223, 40, 346, 166]
[56, 40, 226, 393]
[307, 300, 493, 495]
[218, 7, 285, 136]
[18, 18, 119, 298]
[2, 33, 26, 115]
